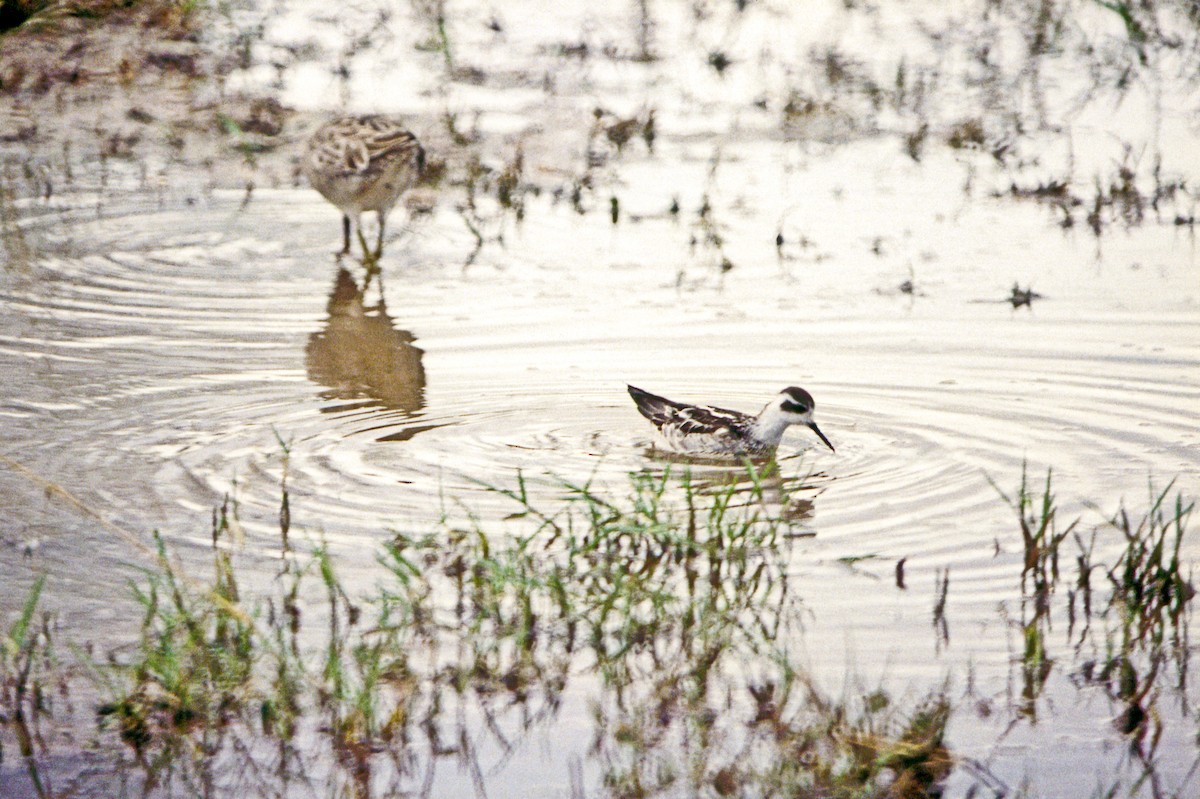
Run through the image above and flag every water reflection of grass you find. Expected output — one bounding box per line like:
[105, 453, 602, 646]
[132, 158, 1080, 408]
[993, 466, 1198, 789]
[1, 465, 954, 796]
[2, 464, 1196, 796]
[0, 574, 53, 796]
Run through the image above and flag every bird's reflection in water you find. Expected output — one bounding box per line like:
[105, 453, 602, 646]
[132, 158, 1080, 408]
[639, 448, 824, 527]
[305, 268, 438, 442]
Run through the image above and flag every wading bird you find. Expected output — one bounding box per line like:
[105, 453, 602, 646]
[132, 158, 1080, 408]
[304, 115, 425, 258]
[627, 384, 835, 457]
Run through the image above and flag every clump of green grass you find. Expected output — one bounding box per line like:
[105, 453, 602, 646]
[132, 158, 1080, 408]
[991, 464, 1078, 709]
[1104, 480, 1195, 646]
[993, 465, 1197, 750]
[1085, 480, 1196, 743]
[993, 464, 1077, 599]
[95, 501, 258, 752]
[77, 463, 958, 796]
[11, 449, 1196, 797]
[1, 575, 56, 796]
[447, 466, 799, 693]
[0, 455, 955, 798]
[475, 467, 956, 797]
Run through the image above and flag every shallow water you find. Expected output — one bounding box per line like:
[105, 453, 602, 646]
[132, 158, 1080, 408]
[3, 152, 1198, 795]
[2, 0, 1200, 796]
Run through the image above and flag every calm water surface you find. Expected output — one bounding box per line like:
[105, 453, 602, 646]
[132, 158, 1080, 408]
[2, 1, 1200, 795]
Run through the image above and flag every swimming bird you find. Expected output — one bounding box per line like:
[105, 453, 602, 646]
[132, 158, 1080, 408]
[303, 115, 425, 257]
[627, 385, 835, 456]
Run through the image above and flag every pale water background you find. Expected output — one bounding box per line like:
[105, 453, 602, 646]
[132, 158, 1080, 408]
[1, 1, 1199, 796]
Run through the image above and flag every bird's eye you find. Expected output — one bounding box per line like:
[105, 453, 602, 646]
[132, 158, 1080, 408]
[781, 400, 808, 414]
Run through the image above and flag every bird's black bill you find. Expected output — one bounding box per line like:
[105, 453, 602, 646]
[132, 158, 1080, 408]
[807, 421, 835, 452]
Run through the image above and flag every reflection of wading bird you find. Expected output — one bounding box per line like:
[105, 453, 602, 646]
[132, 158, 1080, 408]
[304, 115, 425, 257]
[627, 385, 835, 457]
[305, 268, 425, 414]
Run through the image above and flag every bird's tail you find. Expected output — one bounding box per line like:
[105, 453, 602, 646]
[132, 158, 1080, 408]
[627, 385, 677, 426]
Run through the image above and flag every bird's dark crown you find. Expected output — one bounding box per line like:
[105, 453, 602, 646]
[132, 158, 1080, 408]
[782, 386, 811, 410]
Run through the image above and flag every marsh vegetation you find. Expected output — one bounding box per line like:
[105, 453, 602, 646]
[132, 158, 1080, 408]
[1, 0, 1198, 797]
[3, 465, 1196, 797]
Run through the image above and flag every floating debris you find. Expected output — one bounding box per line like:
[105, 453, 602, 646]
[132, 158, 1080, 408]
[604, 114, 639, 150]
[1008, 282, 1043, 308]
[874, 266, 923, 298]
[707, 49, 732, 75]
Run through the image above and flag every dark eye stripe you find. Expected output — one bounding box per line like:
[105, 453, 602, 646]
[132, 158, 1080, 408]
[781, 400, 809, 414]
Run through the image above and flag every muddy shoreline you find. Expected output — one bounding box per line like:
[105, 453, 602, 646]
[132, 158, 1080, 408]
[0, 1, 308, 198]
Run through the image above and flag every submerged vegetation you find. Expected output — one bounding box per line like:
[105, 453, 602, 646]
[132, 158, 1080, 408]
[1, 463, 1196, 797]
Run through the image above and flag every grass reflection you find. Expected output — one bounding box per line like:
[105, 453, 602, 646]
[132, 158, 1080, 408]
[71, 465, 954, 797]
[993, 466, 1198, 794]
[2, 463, 1197, 797]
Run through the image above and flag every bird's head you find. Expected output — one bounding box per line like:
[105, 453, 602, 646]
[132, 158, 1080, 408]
[769, 386, 835, 451]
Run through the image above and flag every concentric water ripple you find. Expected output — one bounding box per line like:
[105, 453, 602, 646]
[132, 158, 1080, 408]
[1, 182, 1198, 763]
